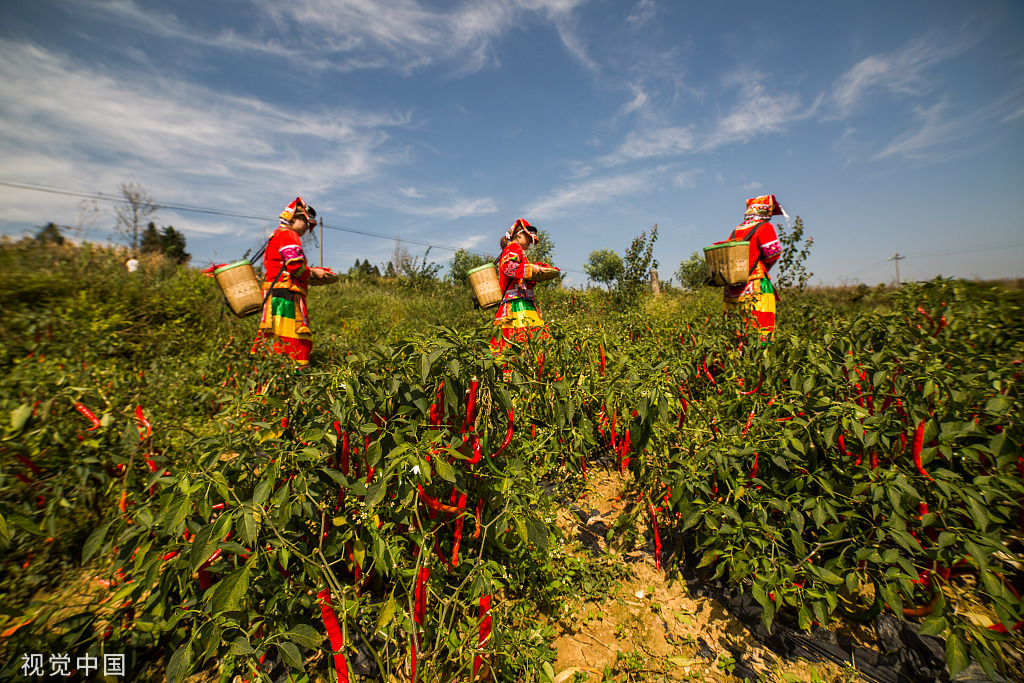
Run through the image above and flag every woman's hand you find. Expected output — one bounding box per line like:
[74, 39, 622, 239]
[310, 267, 331, 278]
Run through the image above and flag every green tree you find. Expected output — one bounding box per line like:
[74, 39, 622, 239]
[447, 248, 495, 287]
[675, 251, 707, 291]
[140, 222, 162, 254]
[774, 216, 814, 291]
[34, 222, 65, 246]
[583, 248, 623, 291]
[160, 226, 190, 264]
[617, 224, 659, 303]
[139, 221, 190, 264]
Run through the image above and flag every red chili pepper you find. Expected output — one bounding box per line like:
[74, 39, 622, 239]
[913, 420, 932, 480]
[411, 566, 430, 680]
[739, 370, 764, 396]
[916, 306, 935, 330]
[464, 378, 478, 431]
[75, 402, 101, 430]
[537, 352, 545, 381]
[491, 409, 514, 458]
[467, 434, 483, 464]
[473, 498, 484, 539]
[599, 345, 605, 376]
[135, 405, 152, 441]
[472, 595, 492, 680]
[837, 434, 849, 458]
[749, 452, 758, 480]
[649, 503, 662, 570]
[870, 452, 879, 470]
[418, 484, 462, 514]
[318, 588, 350, 683]
[452, 491, 468, 567]
[703, 358, 715, 385]
[15, 454, 42, 478]
[620, 429, 630, 473]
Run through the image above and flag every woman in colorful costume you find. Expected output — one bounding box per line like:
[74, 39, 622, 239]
[722, 194, 785, 339]
[255, 197, 329, 366]
[491, 218, 547, 350]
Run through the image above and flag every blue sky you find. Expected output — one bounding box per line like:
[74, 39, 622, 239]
[1, 0, 1022, 286]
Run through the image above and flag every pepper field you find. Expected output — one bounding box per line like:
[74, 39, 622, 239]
[1, 240, 1022, 683]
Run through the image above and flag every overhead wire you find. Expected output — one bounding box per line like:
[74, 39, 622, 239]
[0, 178, 590, 275]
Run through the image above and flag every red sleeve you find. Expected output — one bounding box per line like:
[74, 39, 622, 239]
[273, 229, 309, 279]
[498, 244, 531, 290]
[756, 223, 782, 269]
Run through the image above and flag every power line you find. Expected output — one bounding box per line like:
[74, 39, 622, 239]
[0, 178, 589, 274]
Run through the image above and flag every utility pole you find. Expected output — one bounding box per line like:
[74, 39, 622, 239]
[888, 253, 905, 286]
[320, 215, 324, 268]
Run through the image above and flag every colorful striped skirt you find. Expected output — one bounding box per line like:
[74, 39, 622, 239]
[723, 277, 777, 339]
[491, 298, 547, 351]
[254, 289, 312, 366]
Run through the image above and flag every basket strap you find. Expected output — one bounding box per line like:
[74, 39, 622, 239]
[727, 221, 770, 278]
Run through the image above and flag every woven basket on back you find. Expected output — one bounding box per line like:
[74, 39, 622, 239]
[703, 241, 751, 287]
[214, 260, 264, 317]
[467, 263, 502, 308]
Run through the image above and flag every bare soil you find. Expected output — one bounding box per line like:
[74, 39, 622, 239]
[551, 470, 862, 683]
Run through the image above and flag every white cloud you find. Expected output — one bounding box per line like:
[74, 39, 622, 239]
[827, 35, 968, 118]
[525, 167, 663, 218]
[740, 181, 762, 190]
[247, 0, 591, 75]
[626, 0, 657, 27]
[673, 170, 701, 189]
[398, 186, 426, 198]
[398, 197, 498, 220]
[0, 40, 411, 234]
[597, 126, 695, 167]
[704, 78, 803, 149]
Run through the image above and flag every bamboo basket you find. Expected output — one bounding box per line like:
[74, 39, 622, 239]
[214, 260, 264, 317]
[467, 263, 502, 308]
[703, 240, 750, 287]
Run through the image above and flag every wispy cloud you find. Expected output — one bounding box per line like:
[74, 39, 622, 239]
[398, 186, 426, 199]
[826, 35, 969, 118]
[704, 76, 804, 149]
[525, 167, 663, 218]
[626, 0, 657, 27]
[596, 126, 695, 167]
[250, 0, 591, 75]
[0, 40, 412, 233]
[397, 196, 498, 220]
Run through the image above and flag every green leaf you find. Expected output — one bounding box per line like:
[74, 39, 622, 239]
[815, 567, 845, 586]
[375, 594, 396, 635]
[918, 615, 946, 637]
[365, 480, 386, 508]
[253, 478, 273, 506]
[210, 565, 250, 614]
[82, 522, 111, 563]
[433, 456, 456, 483]
[0, 512, 8, 544]
[10, 404, 31, 432]
[541, 661, 555, 683]
[946, 632, 970, 677]
[230, 637, 255, 655]
[239, 508, 261, 546]
[166, 643, 193, 683]
[278, 641, 303, 669]
[287, 624, 323, 649]
[190, 524, 220, 573]
[526, 515, 549, 553]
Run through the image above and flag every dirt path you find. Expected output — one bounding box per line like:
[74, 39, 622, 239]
[551, 470, 863, 683]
